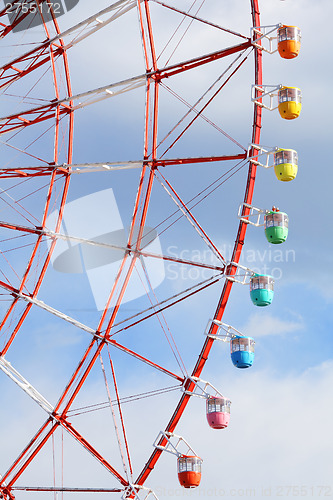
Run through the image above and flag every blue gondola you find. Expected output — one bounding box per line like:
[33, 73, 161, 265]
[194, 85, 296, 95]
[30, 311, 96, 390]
[230, 336, 255, 369]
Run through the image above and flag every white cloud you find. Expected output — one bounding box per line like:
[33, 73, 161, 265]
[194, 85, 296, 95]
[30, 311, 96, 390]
[144, 361, 333, 498]
[1, 349, 332, 498]
[240, 312, 304, 338]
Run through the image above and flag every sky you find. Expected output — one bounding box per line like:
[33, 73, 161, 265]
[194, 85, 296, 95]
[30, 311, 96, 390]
[0, 0, 332, 499]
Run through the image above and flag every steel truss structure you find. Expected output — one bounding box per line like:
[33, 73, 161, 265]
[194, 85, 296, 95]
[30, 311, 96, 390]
[0, 0, 263, 498]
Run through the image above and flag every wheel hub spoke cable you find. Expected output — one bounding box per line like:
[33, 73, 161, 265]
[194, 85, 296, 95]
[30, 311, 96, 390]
[152, 0, 250, 40]
[99, 353, 132, 483]
[133, 256, 188, 377]
[157, 0, 206, 66]
[159, 50, 251, 158]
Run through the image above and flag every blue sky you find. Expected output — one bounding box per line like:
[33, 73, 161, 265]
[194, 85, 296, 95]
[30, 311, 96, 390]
[0, 0, 332, 499]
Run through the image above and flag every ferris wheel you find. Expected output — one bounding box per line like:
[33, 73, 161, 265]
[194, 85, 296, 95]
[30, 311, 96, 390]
[0, 1, 301, 499]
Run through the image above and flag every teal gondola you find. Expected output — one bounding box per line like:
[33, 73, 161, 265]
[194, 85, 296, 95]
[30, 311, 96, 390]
[250, 274, 274, 306]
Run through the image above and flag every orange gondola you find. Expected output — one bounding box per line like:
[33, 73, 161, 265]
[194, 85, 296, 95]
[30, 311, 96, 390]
[278, 25, 301, 59]
[177, 455, 202, 488]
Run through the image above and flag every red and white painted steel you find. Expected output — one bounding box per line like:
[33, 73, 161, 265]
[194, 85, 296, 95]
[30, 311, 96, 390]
[0, 0, 262, 498]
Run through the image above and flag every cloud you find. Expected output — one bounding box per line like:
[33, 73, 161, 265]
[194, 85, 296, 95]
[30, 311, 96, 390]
[240, 312, 304, 338]
[1, 343, 331, 498]
[144, 360, 333, 497]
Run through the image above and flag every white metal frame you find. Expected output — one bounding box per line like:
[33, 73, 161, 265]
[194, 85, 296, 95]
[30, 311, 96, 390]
[224, 261, 255, 285]
[0, 356, 54, 414]
[251, 84, 282, 110]
[238, 202, 268, 227]
[205, 320, 246, 341]
[251, 24, 282, 53]
[153, 431, 201, 460]
[247, 143, 278, 168]
[121, 485, 159, 500]
[181, 376, 225, 400]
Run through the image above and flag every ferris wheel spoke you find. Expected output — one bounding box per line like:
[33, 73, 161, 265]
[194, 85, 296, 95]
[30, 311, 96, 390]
[145, 157, 249, 239]
[0, 402, 129, 490]
[151, 0, 250, 40]
[100, 352, 133, 481]
[112, 273, 223, 335]
[159, 52, 250, 158]
[155, 153, 247, 166]
[0, 284, 96, 336]
[135, 256, 190, 377]
[0, 133, 62, 166]
[153, 170, 225, 263]
[0, 0, 142, 88]
[0, 103, 70, 135]
[158, 80, 248, 152]
[12, 487, 123, 493]
[0, 355, 54, 413]
[66, 161, 143, 174]
[0, 220, 226, 278]
[157, 41, 252, 80]
[106, 339, 185, 383]
[0, 154, 248, 179]
[52, 337, 103, 415]
[0, 220, 42, 235]
[58, 418, 128, 486]
[0, 40, 251, 136]
[0, 271, 184, 367]
[137, 249, 225, 271]
[0, 418, 57, 490]
[0, 75, 147, 135]
[68, 384, 181, 416]
[52, 331, 183, 433]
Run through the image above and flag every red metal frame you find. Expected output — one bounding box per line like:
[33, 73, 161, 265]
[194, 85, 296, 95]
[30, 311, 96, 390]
[0, 1, 263, 497]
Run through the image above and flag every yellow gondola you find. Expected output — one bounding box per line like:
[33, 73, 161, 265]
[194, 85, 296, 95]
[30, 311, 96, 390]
[273, 148, 298, 181]
[278, 86, 302, 120]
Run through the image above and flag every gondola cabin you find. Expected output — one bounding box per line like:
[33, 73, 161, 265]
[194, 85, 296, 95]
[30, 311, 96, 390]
[278, 25, 301, 59]
[206, 396, 231, 429]
[264, 208, 289, 244]
[250, 274, 274, 306]
[177, 455, 202, 488]
[274, 148, 298, 181]
[230, 336, 255, 368]
[278, 86, 302, 120]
